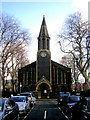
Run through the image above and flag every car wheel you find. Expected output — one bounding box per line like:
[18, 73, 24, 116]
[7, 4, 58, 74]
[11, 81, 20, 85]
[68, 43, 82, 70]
[16, 114, 19, 120]
[25, 109, 27, 115]
[24, 107, 27, 115]
[69, 112, 73, 120]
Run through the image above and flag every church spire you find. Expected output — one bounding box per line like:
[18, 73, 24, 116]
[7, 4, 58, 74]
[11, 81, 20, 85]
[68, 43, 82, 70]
[38, 15, 49, 37]
[38, 16, 50, 50]
[42, 15, 46, 25]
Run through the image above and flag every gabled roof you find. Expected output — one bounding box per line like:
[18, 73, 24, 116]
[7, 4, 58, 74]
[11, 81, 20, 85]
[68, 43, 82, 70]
[19, 61, 36, 72]
[51, 60, 71, 71]
[19, 60, 71, 73]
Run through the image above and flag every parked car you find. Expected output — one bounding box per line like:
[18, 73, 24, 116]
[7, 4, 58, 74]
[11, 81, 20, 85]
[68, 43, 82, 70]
[11, 96, 30, 114]
[84, 98, 90, 120]
[57, 92, 70, 106]
[71, 97, 90, 120]
[64, 95, 80, 119]
[20, 92, 36, 107]
[0, 98, 19, 120]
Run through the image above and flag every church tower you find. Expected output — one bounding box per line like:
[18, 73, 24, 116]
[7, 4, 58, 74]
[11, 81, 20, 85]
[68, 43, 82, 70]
[36, 16, 52, 98]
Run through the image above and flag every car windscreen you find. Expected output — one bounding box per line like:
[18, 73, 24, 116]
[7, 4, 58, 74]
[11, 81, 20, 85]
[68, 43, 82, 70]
[11, 97, 25, 102]
[68, 96, 80, 102]
[60, 93, 70, 97]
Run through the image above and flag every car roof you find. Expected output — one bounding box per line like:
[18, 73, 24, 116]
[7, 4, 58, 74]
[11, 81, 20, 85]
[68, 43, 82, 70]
[0, 98, 8, 100]
[11, 96, 26, 98]
[69, 95, 80, 98]
[0, 98, 9, 102]
[20, 92, 32, 94]
[0, 98, 10, 105]
[0, 98, 7, 101]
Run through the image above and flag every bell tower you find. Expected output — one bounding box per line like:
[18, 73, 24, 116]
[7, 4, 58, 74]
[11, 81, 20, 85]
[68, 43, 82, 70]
[36, 16, 52, 98]
[36, 16, 51, 83]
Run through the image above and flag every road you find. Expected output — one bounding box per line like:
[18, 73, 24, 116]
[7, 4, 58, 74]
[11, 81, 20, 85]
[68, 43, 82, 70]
[22, 100, 68, 120]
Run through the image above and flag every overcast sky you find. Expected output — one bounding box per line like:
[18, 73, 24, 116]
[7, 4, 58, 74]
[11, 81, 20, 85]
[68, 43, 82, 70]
[1, 0, 89, 63]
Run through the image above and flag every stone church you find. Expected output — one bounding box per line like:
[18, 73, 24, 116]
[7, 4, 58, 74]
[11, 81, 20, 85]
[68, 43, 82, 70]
[18, 16, 71, 98]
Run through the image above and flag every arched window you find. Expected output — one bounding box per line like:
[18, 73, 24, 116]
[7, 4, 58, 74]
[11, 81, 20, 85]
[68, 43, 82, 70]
[43, 38, 45, 49]
[47, 39, 49, 50]
[38, 38, 40, 50]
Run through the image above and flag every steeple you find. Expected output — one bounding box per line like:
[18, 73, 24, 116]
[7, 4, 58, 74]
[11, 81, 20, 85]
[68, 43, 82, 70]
[38, 16, 50, 50]
[42, 15, 46, 26]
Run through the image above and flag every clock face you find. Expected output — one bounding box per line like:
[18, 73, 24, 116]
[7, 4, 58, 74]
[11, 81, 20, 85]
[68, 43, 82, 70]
[40, 52, 47, 57]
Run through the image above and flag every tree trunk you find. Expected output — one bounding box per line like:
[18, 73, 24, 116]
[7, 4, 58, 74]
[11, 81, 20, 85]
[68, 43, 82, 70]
[2, 62, 5, 92]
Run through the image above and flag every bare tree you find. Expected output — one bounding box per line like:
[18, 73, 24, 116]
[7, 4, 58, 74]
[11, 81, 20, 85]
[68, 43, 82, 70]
[60, 54, 73, 67]
[7, 40, 29, 92]
[0, 14, 31, 92]
[58, 12, 90, 90]
[60, 53, 80, 91]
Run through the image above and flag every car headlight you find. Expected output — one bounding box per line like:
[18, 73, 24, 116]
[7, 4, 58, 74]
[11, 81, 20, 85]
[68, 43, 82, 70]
[28, 97, 30, 100]
[60, 99, 62, 101]
[20, 106, 25, 109]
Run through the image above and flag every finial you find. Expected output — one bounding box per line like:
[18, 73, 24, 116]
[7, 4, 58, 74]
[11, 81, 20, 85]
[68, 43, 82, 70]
[42, 15, 46, 25]
[43, 15, 45, 18]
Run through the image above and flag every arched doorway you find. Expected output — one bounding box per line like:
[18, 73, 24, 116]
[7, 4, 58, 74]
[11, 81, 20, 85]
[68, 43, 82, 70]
[36, 78, 52, 98]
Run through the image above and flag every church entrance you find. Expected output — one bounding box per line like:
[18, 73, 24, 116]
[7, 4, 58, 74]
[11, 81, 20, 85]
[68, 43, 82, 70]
[40, 83, 48, 98]
[36, 78, 52, 99]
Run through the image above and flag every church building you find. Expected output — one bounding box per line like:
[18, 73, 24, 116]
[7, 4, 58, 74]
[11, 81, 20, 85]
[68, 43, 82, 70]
[18, 16, 71, 98]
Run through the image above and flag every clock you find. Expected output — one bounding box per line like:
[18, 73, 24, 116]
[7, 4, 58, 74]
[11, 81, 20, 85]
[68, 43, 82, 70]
[40, 52, 47, 57]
